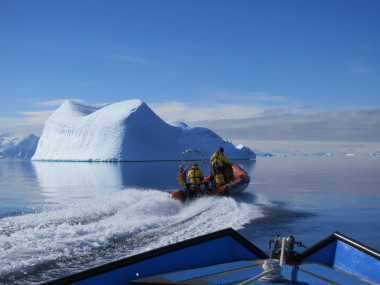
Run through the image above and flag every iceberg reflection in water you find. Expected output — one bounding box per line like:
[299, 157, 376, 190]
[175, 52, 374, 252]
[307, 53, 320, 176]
[31, 161, 191, 203]
[31, 160, 256, 203]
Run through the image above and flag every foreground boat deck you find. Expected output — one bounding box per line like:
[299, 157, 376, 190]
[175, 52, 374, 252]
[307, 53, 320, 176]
[130, 259, 375, 284]
[42, 228, 380, 285]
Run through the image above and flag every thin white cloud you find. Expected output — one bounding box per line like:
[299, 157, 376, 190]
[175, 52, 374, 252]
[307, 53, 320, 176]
[0, 116, 46, 136]
[197, 107, 380, 143]
[151, 101, 380, 155]
[350, 65, 373, 75]
[0, 110, 54, 135]
[212, 91, 289, 104]
[150, 101, 266, 121]
[149, 88, 293, 122]
[349, 59, 374, 75]
[234, 139, 380, 155]
[17, 110, 55, 124]
[36, 99, 83, 106]
[0, 99, 77, 135]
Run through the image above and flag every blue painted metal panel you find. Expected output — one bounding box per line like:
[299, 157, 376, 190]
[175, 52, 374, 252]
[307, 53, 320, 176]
[299, 264, 371, 284]
[207, 264, 361, 285]
[299, 236, 380, 284]
[333, 241, 380, 284]
[164, 260, 257, 281]
[206, 266, 295, 285]
[281, 265, 332, 285]
[302, 240, 337, 265]
[206, 266, 264, 284]
[71, 236, 260, 285]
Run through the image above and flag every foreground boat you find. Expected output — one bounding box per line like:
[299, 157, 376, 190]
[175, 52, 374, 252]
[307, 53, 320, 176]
[43, 228, 380, 285]
[169, 150, 250, 202]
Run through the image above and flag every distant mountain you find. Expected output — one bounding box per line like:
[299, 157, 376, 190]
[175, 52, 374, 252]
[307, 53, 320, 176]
[252, 149, 273, 157]
[0, 133, 22, 150]
[0, 134, 39, 159]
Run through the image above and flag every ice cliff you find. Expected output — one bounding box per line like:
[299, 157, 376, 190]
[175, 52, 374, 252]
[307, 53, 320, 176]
[32, 100, 255, 161]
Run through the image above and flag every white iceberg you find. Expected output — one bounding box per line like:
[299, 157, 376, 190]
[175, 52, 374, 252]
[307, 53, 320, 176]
[32, 99, 255, 161]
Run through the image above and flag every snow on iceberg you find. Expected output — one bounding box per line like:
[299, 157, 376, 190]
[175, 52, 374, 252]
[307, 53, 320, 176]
[32, 99, 255, 161]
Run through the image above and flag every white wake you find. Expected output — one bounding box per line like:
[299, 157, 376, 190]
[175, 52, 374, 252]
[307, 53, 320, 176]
[0, 188, 264, 276]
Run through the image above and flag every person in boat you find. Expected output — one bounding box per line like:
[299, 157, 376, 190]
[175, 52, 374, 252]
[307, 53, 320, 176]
[210, 147, 232, 184]
[187, 163, 204, 188]
[177, 165, 187, 186]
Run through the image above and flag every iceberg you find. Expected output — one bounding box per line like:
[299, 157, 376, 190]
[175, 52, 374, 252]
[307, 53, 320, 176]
[32, 100, 255, 161]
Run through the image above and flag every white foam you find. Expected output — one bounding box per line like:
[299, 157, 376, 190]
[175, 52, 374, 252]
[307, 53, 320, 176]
[0, 188, 263, 275]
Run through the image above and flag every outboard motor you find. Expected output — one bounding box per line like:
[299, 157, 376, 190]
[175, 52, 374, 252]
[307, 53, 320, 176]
[182, 183, 196, 199]
[201, 181, 213, 195]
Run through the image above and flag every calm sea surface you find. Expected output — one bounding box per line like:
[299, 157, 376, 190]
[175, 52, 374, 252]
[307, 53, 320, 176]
[0, 156, 379, 284]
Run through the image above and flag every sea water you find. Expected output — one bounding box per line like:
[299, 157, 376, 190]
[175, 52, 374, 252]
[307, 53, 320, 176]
[0, 157, 379, 284]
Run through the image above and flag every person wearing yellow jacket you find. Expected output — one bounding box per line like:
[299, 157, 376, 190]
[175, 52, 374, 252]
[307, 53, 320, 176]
[210, 147, 232, 184]
[187, 163, 204, 186]
[210, 147, 229, 168]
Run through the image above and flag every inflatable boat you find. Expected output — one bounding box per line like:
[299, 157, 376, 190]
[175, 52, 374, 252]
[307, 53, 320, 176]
[169, 162, 250, 202]
[42, 228, 380, 285]
[168, 150, 250, 202]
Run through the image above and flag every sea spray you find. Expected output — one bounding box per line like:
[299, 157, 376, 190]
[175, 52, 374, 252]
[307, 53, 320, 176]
[0, 187, 263, 280]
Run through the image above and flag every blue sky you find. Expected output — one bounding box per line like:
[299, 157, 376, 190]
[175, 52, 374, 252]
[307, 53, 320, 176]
[1, 0, 379, 154]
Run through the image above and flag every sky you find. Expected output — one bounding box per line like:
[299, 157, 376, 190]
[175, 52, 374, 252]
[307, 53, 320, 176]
[0, 0, 379, 155]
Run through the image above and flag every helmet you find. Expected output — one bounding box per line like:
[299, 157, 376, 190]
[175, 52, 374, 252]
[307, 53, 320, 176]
[194, 163, 198, 167]
[219, 147, 224, 152]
